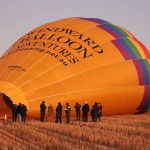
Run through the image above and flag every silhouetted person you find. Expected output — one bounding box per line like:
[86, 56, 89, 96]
[74, 102, 81, 121]
[56, 102, 62, 123]
[12, 104, 17, 122]
[65, 103, 71, 123]
[92, 102, 99, 122]
[82, 102, 90, 122]
[90, 105, 94, 122]
[48, 103, 53, 122]
[40, 101, 46, 122]
[21, 104, 27, 123]
[98, 103, 102, 121]
[17, 103, 22, 122]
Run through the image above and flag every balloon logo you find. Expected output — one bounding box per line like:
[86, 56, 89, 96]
[0, 17, 150, 117]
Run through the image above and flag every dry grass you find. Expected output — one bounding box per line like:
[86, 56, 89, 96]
[0, 115, 150, 150]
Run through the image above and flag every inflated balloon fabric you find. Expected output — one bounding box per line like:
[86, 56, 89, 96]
[0, 17, 149, 117]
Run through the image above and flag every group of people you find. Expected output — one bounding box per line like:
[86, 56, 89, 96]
[40, 101, 102, 123]
[10, 101, 102, 123]
[11, 103, 27, 123]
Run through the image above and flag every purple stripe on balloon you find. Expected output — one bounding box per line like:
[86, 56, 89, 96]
[112, 40, 131, 59]
[133, 60, 144, 85]
[79, 18, 109, 25]
[101, 24, 128, 38]
[137, 86, 150, 111]
[100, 25, 121, 38]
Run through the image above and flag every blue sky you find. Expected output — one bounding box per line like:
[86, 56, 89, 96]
[0, 0, 150, 56]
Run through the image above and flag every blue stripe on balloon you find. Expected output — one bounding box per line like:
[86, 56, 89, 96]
[137, 86, 150, 111]
[140, 60, 150, 85]
[101, 24, 127, 38]
[117, 39, 137, 59]
[133, 59, 150, 85]
[79, 17, 108, 25]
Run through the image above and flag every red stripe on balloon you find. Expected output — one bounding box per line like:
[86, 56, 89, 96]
[133, 37, 150, 59]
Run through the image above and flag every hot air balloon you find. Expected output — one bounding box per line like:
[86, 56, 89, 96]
[0, 17, 149, 118]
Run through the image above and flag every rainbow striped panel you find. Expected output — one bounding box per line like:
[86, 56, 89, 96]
[137, 86, 150, 112]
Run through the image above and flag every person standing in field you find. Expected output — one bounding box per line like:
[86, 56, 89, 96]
[12, 104, 17, 122]
[65, 103, 71, 123]
[21, 104, 27, 123]
[48, 103, 53, 122]
[90, 105, 95, 122]
[82, 101, 90, 122]
[98, 103, 102, 121]
[93, 102, 99, 122]
[40, 101, 46, 122]
[56, 102, 62, 123]
[17, 103, 22, 122]
[74, 102, 81, 121]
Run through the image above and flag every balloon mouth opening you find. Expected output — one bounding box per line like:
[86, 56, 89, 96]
[0, 93, 13, 115]
[3, 94, 14, 108]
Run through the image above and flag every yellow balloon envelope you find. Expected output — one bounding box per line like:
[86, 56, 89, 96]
[0, 17, 150, 117]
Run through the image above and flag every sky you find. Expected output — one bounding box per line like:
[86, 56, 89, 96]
[0, 0, 150, 56]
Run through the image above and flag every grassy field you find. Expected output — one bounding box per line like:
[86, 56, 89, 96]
[0, 114, 150, 150]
